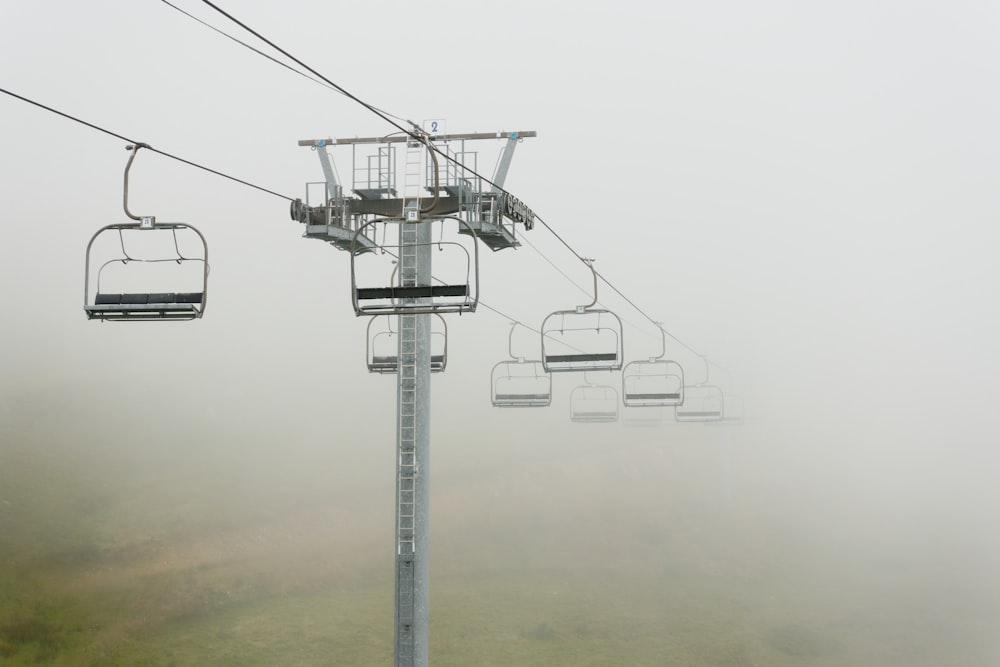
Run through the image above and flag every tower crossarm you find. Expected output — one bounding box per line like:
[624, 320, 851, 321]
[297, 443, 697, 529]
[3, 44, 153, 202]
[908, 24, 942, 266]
[294, 130, 536, 253]
[297, 131, 536, 146]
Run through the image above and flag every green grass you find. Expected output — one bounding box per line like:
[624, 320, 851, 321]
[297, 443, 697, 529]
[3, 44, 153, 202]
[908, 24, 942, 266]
[1, 423, 997, 666]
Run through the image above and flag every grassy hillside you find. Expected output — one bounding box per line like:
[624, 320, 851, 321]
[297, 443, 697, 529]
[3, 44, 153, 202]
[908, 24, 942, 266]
[1, 410, 996, 666]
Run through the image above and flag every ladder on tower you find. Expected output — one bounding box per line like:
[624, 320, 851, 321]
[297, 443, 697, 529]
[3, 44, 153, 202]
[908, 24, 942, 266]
[397, 313, 418, 559]
[394, 136, 425, 666]
[397, 136, 423, 558]
[396, 308, 418, 665]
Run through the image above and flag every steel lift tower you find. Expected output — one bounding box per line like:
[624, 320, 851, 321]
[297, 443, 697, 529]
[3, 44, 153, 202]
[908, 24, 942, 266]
[295, 126, 535, 666]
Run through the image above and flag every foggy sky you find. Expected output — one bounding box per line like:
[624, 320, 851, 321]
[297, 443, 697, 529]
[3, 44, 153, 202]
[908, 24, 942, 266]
[1, 1, 999, 663]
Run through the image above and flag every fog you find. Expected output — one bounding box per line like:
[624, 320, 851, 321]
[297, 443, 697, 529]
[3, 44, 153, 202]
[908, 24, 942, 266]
[1, 1, 998, 664]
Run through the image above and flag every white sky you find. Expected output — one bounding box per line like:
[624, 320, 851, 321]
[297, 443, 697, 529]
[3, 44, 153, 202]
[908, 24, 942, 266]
[2, 0, 999, 607]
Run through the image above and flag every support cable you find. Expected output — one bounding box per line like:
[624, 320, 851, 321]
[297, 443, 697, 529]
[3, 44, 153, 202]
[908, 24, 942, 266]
[158, 0, 410, 125]
[188, 3, 715, 364]
[191, 3, 528, 201]
[0, 86, 294, 202]
[1, 78, 548, 346]
[7, 6, 711, 368]
[518, 234, 650, 339]
[533, 209, 705, 357]
[198, 0, 421, 141]
[518, 234, 593, 302]
[0, 86, 697, 366]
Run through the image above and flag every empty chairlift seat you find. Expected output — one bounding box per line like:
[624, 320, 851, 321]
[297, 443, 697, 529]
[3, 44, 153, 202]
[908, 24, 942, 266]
[366, 315, 447, 374]
[491, 359, 551, 407]
[622, 359, 685, 407]
[540, 309, 624, 373]
[84, 222, 209, 322]
[89, 291, 205, 320]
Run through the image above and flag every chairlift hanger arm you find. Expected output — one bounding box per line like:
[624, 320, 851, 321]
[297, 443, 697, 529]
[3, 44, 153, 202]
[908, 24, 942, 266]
[697, 355, 711, 385]
[414, 130, 440, 215]
[651, 324, 710, 385]
[577, 258, 599, 311]
[123, 143, 152, 222]
[507, 321, 527, 362]
[651, 323, 666, 361]
[705, 357, 734, 393]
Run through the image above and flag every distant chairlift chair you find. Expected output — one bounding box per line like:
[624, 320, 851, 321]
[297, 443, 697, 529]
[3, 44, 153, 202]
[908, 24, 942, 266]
[569, 374, 620, 423]
[490, 323, 551, 407]
[366, 314, 448, 374]
[674, 355, 727, 422]
[621, 324, 685, 407]
[541, 259, 623, 373]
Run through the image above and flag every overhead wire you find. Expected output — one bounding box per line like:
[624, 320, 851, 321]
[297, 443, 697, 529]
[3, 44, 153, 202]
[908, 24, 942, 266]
[0, 86, 294, 202]
[375, 244, 581, 352]
[160, 0, 326, 87]
[0, 84, 560, 349]
[194, 1, 710, 365]
[517, 233, 593, 302]
[13, 1, 717, 374]
[157, 0, 410, 126]
[197, 0, 421, 140]
[186, 2, 583, 241]
[164, 0, 568, 343]
[517, 233, 656, 348]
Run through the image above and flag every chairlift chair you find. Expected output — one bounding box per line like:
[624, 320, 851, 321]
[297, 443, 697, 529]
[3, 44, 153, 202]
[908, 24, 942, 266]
[365, 315, 447, 374]
[674, 384, 725, 422]
[491, 360, 551, 407]
[569, 378, 620, 423]
[540, 260, 623, 372]
[490, 323, 551, 407]
[84, 144, 208, 321]
[622, 361, 684, 406]
[621, 325, 685, 407]
[350, 216, 479, 316]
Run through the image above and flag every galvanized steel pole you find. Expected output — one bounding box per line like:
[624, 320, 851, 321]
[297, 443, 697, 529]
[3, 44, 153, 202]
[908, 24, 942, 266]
[394, 158, 432, 665]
